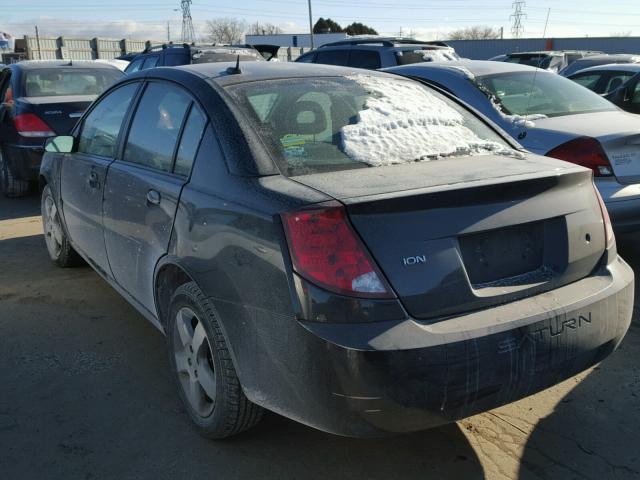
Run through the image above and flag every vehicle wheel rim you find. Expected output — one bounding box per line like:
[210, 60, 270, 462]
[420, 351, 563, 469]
[173, 307, 216, 417]
[42, 194, 63, 259]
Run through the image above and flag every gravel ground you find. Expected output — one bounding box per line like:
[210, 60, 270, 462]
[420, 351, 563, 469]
[0, 193, 638, 480]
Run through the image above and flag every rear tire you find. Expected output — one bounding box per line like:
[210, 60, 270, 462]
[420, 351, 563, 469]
[0, 148, 30, 198]
[41, 184, 82, 267]
[167, 282, 264, 439]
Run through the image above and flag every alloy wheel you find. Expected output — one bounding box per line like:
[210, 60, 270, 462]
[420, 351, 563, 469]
[173, 307, 216, 417]
[42, 193, 64, 260]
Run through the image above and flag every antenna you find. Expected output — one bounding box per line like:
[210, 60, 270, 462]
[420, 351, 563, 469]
[180, 0, 195, 43]
[522, 7, 551, 131]
[226, 55, 242, 75]
[510, 1, 526, 39]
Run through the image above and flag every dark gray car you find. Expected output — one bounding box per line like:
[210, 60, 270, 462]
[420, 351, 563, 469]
[39, 62, 633, 439]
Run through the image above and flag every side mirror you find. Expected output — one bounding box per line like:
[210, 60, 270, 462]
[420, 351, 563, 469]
[45, 136, 76, 153]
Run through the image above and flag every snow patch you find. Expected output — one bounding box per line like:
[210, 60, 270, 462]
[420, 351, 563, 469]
[341, 75, 506, 166]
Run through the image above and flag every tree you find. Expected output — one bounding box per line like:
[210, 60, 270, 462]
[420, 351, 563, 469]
[313, 17, 343, 34]
[206, 17, 247, 44]
[344, 22, 378, 36]
[248, 22, 283, 36]
[447, 26, 501, 40]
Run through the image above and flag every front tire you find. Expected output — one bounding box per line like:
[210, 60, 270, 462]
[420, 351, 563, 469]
[0, 148, 30, 198]
[167, 282, 264, 439]
[41, 184, 82, 267]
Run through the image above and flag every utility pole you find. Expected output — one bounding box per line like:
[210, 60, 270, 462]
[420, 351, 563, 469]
[510, 1, 526, 39]
[180, 0, 195, 44]
[307, 0, 314, 49]
[500, 26, 504, 39]
[167, 21, 171, 42]
[34, 25, 42, 60]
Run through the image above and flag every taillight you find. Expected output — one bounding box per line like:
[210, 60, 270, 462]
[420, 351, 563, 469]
[14, 113, 55, 138]
[546, 137, 613, 177]
[281, 204, 393, 298]
[593, 184, 615, 250]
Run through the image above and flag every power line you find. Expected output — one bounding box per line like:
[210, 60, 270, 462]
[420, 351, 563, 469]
[510, 0, 526, 38]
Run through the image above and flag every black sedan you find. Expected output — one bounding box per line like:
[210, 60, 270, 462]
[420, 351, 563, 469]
[39, 62, 633, 438]
[0, 61, 122, 196]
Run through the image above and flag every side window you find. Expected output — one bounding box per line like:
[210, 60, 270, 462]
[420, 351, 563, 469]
[123, 82, 191, 172]
[125, 58, 144, 74]
[348, 50, 381, 69]
[315, 49, 349, 66]
[174, 105, 207, 176]
[296, 52, 316, 63]
[78, 83, 138, 158]
[141, 56, 159, 70]
[629, 80, 640, 114]
[571, 73, 602, 92]
[603, 72, 634, 94]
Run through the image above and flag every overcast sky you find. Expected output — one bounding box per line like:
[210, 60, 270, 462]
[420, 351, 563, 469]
[2, 0, 639, 41]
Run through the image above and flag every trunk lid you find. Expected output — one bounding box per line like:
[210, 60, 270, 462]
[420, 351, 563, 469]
[292, 154, 606, 320]
[527, 111, 640, 184]
[18, 95, 96, 135]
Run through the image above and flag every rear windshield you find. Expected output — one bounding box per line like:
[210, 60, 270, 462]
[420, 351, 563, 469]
[505, 54, 554, 69]
[477, 71, 617, 118]
[226, 75, 511, 176]
[396, 48, 459, 65]
[192, 49, 263, 64]
[24, 68, 122, 97]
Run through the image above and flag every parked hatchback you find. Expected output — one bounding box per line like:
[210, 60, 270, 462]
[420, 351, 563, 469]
[0, 61, 122, 196]
[40, 63, 633, 439]
[295, 37, 458, 69]
[568, 64, 640, 114]
[387, 60, 640, 232]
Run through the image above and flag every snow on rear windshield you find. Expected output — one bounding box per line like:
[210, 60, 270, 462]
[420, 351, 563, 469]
[341, 75, 507, 166]
[227, 75, 510, 176]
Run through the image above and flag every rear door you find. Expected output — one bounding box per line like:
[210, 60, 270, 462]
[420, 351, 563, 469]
[60, 82, 140, 274]
[102, 81, 207, 312]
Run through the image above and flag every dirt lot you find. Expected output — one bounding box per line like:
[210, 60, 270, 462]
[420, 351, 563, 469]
[1, 193, 639, 480]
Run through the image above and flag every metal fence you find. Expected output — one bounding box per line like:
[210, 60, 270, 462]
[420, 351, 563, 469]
[4, 36, 161, 62]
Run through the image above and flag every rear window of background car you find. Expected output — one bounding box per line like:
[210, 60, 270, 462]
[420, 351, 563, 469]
[24, 68, 122, 97]
[78, 83, 138, 158]
[123, 82, 191, 172]
[348, 50, 381, 69]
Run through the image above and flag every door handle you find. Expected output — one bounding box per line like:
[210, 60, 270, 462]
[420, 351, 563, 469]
[87, 171, 100, 189]
[146, 189, 161, 206]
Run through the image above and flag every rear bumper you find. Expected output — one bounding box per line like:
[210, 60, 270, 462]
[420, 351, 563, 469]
[290, 256, 633, 437]
[4, 143, 44, 181]
[597, 178, 640, 232]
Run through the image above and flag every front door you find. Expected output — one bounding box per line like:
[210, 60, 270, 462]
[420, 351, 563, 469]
[60, 82, 139, 273]
[102, 81, 206, 312]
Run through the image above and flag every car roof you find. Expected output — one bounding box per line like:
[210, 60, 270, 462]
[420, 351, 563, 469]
[568, 63, 640, 74]
[385, 59, 544, 77]
[173, 61, 394, 86]
[9, 60, 120, 70]
[572, 53, 640, 62]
